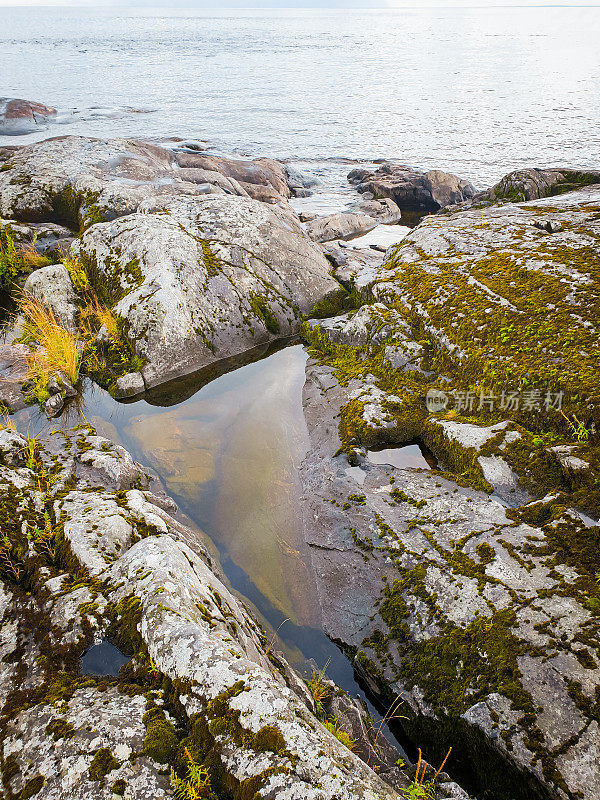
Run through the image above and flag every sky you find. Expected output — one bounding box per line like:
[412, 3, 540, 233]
[0, 0, 598, 6]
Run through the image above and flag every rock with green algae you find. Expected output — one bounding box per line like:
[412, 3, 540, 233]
[0, 426, 412, 800]
[299, 353, 600, 800]
[0, 136, 294, 229]
[475, 166, 600, 203]
[371, 185, 600, 430]
[298, 185, 600, 800]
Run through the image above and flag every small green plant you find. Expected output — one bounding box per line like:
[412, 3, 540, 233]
[63, 253, 90, 294]
[401, 747, 452, 800]
[170, 748, 214, 800]
[0, 228, 51, 289]
[307, 660, 331, 717]
[324, 717, 355, 751]
[560, 410, 590, 442]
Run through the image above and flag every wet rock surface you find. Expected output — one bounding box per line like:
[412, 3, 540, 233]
[0, 98, 57, 136]
[299, 185, 600, 800]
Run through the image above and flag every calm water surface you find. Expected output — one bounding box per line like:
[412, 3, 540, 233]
[1, 6, 599, 190]
[14, 344, 369, 697]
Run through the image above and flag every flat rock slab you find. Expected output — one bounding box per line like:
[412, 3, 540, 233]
[299, 329, 600, 799]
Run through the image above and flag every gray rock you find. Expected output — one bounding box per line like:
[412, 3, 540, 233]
[480, 167, 600, 203]
[0, 427, 402, 800]
[383, 340, 424, 371]
[307, 304, 411, 348]
[348, 163, 476, 221]
[347, 197, 403, 224]
[44, 392, 64, 418]
[304, 212, 378, 243]
[47, 371, 77, 398]
[113, 371, 145, 399]
[285, 164, 320, 191]
[75, 194, 337, 390]
[0, 343, 29, 411]
[23, 263, 78, 330]
[0, 136, 293, 228]
[301, 356, 600, 800]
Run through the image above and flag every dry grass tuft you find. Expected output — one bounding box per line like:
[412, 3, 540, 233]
[19, 293, 81, 394]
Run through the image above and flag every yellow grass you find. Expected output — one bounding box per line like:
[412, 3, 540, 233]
[62, 253, 90, 294]
[19, 293, 81, 388]
[19, 241, 51, 270]
[79, 294, 119, 341]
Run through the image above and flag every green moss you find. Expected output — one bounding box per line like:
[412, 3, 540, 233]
[45, 717, 75, 740]
[252, 725, 287, 754]
[304, 287, 354, 320]
[88, 748, 120, 783]
[142, 706, 178, 763]
[110, 778, 127, 796]
[248, 292, 280, 334]
[19, 775, 45, 799]
[199, 239, 221, 278]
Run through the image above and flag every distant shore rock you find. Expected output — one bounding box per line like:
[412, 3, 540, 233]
[0, 98, 57, 136]
[0, 136, 299, 227]
[476, 166, 600, 202]
[348, 163, 476, 222]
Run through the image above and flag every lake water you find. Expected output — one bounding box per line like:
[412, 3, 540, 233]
[1, 5, 600, 193]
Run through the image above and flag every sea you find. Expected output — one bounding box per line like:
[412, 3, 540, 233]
[1, 4, 600, 195]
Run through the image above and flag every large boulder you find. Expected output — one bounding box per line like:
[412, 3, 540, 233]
[348, 163, 476, 221]
[75, 194, 338, 389]
[479, 167, 600, 203]
[0, 98, 56, 136]
[304, 211, 378, 243]
[23, 263, 78, 329]
[0, 136, 293, 229]
[174, 150, 292, 202]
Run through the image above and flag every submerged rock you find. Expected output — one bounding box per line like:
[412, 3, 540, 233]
[0, 98, 57, 136]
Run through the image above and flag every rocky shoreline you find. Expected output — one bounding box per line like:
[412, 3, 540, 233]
[1, 131, 599, 799]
